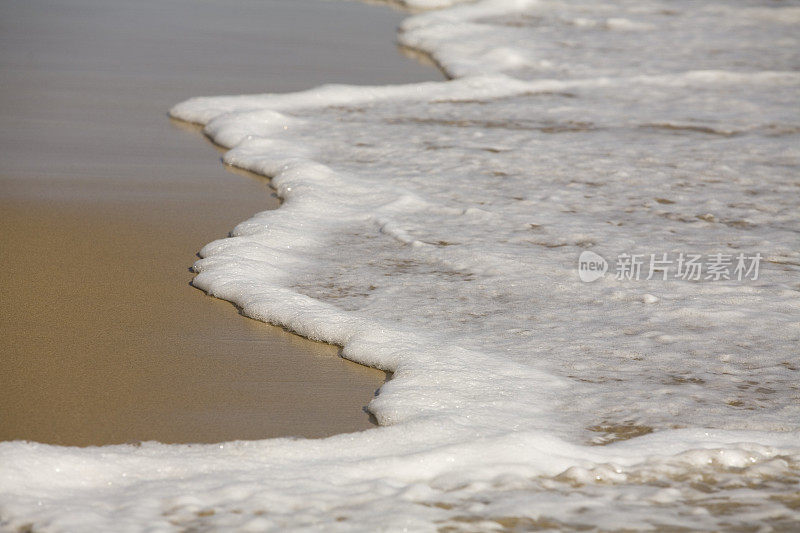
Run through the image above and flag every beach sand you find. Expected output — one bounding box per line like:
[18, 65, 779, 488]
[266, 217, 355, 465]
[0, 0, 438, 446]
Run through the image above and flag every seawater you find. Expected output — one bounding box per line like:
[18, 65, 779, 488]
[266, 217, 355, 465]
[2, 0, 798, 530]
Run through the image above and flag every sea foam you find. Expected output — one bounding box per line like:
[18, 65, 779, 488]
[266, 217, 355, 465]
[2, 0, 799, 530]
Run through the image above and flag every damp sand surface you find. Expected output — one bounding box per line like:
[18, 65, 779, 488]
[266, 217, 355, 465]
[0, 0, 439, 446]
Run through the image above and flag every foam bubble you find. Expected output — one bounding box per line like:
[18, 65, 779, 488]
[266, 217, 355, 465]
[3, 0, 799, 530]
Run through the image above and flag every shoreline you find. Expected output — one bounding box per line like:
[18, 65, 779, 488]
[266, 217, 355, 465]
[0, 0, 438, 446]
[2, 0, 798, 530]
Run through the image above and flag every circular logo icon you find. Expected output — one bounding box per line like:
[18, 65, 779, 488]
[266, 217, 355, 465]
[578, 251, 608, 282]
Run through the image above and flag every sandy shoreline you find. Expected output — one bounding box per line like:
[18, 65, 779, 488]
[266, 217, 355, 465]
[0, 0, 437, 445]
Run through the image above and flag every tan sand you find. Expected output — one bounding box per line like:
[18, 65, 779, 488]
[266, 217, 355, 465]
[0, 0, 437, 446]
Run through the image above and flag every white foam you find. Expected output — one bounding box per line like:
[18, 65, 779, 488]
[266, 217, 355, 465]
[2, 0, 799, 530]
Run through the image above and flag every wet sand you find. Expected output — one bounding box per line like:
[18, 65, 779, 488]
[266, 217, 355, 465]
[0, 0, 438, 446]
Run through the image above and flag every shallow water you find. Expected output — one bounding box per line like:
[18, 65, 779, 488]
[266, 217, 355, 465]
[1, 0, 798, 530]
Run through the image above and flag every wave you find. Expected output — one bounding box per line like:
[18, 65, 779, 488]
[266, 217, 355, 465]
[3, 0, 799, 530]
